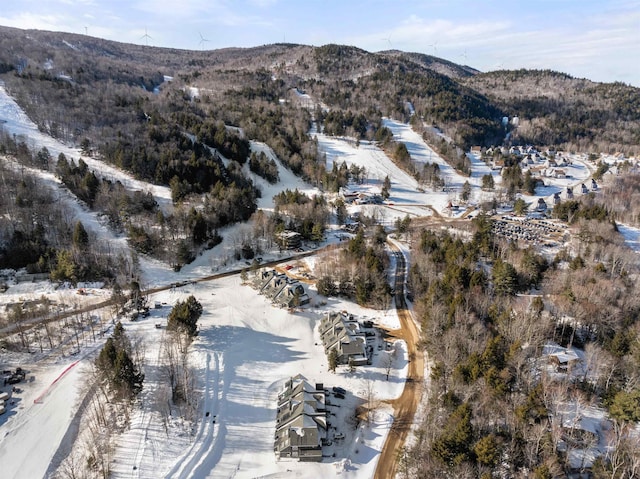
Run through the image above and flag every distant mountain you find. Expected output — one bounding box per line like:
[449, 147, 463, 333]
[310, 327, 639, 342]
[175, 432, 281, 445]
[465, 69, 640, 154]
[0, 25, 638, 156]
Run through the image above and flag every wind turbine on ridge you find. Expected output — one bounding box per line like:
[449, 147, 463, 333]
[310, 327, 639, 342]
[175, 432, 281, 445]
[428, 40, 438, 56]
[198, 32, 209, 50]
[141, 27, 152, 46]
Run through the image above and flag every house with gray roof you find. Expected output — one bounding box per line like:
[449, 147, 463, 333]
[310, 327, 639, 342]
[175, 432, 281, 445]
[276, 230, 302, 250]
[253, 268, 278, 291]
[274, 375, 327, 462]
[318, 312, 368, 366]
[273, 281, 310, 308]
[252, 269, 310, 308]
[261, 273, 290, 299]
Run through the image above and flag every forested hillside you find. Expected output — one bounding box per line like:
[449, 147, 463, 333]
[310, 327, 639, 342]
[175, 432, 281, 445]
[466, 70, 640, 155]
[1, 25, 639, 278]
[404, 210, 640, 478]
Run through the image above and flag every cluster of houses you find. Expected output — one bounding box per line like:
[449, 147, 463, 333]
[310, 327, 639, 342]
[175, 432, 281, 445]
[535, 179, 599, 213]
[274, 375, 327, 462]
[318, 311, 372, 367]
[478, 145, 577, 180]
[251, 269, 310, 308]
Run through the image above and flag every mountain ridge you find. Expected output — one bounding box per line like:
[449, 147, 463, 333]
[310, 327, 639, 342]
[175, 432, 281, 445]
[0, 25, 638, 156]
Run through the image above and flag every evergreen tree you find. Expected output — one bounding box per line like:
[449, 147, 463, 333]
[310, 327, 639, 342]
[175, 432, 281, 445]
[167, 295, 203, 338]
[328, 348, 339, 372]
[523, 170, 536, 195]
[514, 198, 528, 216]
[474, 434, 499, 466]
[432, 402, 474, 466]
[492, 259, 518, 296]
[114, 349, 144, 396]
[72, 221, 89, 249]
[51, 250, 77, 283]
[95, 323, 143, 399]
[381, 175, 391, 200]
[461, 181, 471, 201]
[609, 389, 640, 423]
[481, 173, 495, 190]
[317, 276, 337, 296]
[311, 223, 324, 242]
[334, 198, 347, 225]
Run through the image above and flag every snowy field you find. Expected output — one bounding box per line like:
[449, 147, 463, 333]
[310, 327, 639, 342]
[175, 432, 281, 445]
[105, 276, 408, 479]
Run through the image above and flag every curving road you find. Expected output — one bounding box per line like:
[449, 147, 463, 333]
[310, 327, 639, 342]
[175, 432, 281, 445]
[374, 243, 425, 479]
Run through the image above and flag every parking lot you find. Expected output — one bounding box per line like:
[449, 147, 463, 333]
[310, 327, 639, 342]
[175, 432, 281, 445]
[491, 216, 567, 245]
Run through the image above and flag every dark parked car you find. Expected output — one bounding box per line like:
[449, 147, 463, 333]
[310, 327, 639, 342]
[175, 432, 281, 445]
[332, 386, 346, 395]
[5, 375, 21, 385]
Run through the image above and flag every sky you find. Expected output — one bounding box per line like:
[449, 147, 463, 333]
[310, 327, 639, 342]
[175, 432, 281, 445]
[1, 0, 639, 86]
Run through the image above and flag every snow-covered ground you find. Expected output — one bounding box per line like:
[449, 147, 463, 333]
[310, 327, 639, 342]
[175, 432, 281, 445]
[617, 223, 640, 253]
[0, 361, 85, 479]
[0, 85, 173, 214]
[0, 269, 409, 479]
[383, 119, 468, 190]
[313, 132, 446, 222]
[105, 276, 408, 479]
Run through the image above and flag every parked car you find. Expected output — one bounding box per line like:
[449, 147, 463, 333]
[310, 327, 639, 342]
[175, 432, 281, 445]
[332, 386, 346, 395]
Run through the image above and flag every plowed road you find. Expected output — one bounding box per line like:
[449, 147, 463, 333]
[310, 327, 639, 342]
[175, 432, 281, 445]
[374, 244, 425, 479]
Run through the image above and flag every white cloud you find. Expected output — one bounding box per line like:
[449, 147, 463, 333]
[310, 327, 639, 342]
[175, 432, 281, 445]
[0, 12, 77, 33]
[58, 0, 96, 5]
[347, 10, 639, 85]
[132, 0, 214, 18]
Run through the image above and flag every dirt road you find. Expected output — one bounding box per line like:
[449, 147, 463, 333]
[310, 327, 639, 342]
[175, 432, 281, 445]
[374, 245, 425, 479]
